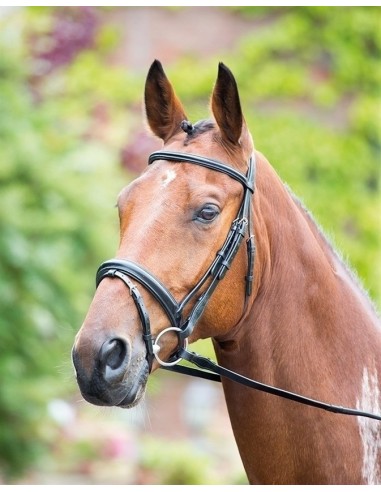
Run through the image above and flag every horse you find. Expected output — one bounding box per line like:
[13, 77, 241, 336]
[72, 60, 381, 484]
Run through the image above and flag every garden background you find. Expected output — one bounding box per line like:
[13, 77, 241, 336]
[0, 6, 380, 485]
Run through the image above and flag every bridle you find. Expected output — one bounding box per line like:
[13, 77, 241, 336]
[96, 150, 255, 366]
[96, 149, 381, 422]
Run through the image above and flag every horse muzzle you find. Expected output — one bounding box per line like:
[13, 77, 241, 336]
[72, 336, 149, 408]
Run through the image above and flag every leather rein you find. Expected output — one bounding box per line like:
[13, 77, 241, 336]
[96, 150, 381, 422]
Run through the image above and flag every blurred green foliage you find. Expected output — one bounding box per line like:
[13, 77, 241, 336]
[138, 436, 245, 484]
[0, 5, 379, 483]
[139, 438, 214, 485]
[0, 8, 124, 478]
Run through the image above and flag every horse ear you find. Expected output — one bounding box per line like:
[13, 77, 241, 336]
[144, 60, 187, 142]
[211, 63, 244, 146]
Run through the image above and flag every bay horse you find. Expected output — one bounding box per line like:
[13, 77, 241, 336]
[72, 60, 381, 484]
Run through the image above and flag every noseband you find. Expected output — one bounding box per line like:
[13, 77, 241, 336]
[95, 150, 381, 422]
[96, 150, 256, 367]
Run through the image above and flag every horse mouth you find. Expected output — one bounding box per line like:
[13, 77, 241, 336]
[117, 382, 146, 408]
[75, 360, 149, 409]
[117, 366, 149, 408]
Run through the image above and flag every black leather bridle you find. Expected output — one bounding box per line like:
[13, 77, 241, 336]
[96, 150, 381, 422]
[96, 150, 256, 366]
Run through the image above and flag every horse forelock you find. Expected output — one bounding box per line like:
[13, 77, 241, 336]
[172, 117, 253, 178]
[182, 119, 215, 144]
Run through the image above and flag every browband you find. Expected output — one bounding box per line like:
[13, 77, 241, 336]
[149, 150, 254, 193]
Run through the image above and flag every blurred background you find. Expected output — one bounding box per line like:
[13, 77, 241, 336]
[0, 6, 380, 485]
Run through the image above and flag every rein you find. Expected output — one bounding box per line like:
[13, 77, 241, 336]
[96, 150, 381, 422]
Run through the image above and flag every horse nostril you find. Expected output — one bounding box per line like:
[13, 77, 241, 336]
[99, 338, 130, 383]
[105, 339, 126, 369]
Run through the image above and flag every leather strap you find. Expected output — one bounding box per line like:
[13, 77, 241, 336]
[177, 348, 381, 421]
[97, 259, 180, 327]
[149, 151, 254, 192]
[162, 363, 221, 382]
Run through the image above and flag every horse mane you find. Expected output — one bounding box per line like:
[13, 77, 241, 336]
[285, 183, 380, 319]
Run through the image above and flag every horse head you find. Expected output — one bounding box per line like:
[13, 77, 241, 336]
[72, 60, 256, 408]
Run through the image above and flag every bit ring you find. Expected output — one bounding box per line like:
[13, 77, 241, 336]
[152, 327, 188, 367]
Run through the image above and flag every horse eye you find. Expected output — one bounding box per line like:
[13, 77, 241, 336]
[195, 204, 220, 223]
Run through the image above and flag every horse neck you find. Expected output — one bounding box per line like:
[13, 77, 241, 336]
[248, 150, 376, 346]
[213, 151, 381, 484]
[254, 153, 380, 395]
[217, 149, 379, 383]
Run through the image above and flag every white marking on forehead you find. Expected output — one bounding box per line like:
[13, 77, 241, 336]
[357, 366, 381, 484]
[161, 169, 177, 188]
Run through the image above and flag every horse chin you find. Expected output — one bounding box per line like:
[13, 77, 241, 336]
[116, 362, 149, 409]
[113, 364, 149, 408]
[118, 382, 146, 408]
